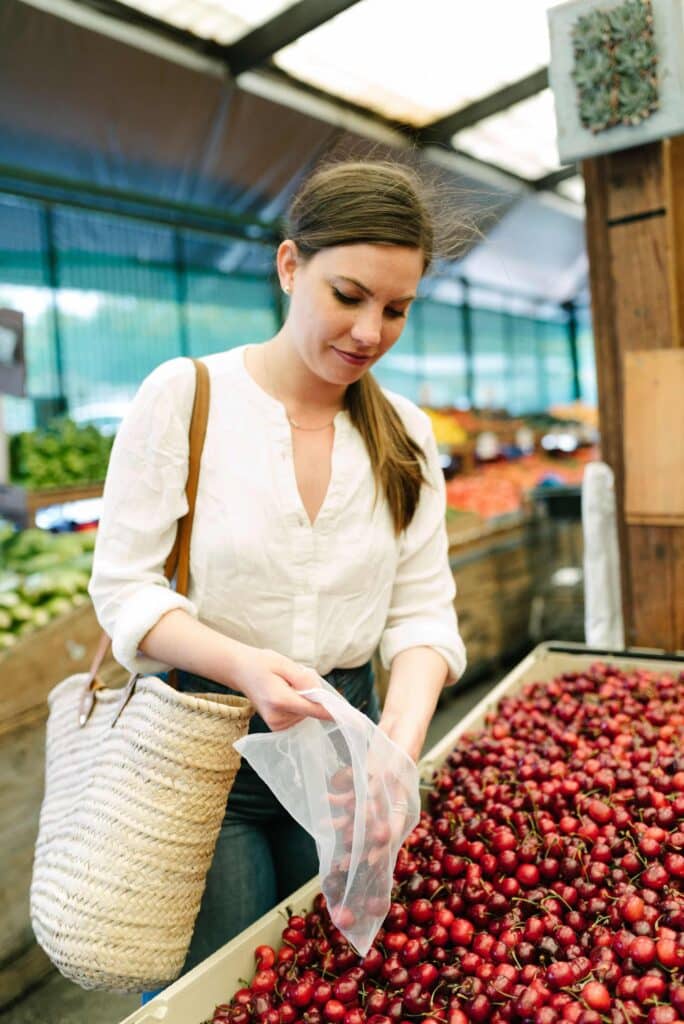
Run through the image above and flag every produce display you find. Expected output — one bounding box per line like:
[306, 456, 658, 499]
[0, 524, 94, 650]
[445, 451, 595, 521]
[207, 662, 684, 1024]
[10, 418, 113, 489]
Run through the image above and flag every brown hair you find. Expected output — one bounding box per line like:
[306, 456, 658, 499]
[285, 160, 438, 534]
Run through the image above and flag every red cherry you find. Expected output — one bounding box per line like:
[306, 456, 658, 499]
[323, 1001, 347, 1023]
[581, 982, 610, 1013]
[629, 935, 656, 966]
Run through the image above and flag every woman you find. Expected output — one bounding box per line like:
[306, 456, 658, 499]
[89, 159, 466, 982]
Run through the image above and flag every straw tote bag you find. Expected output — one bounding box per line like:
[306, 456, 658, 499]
[30, 358, 254, 993]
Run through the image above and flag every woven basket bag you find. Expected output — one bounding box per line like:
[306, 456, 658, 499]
[30, 359, 253, 992]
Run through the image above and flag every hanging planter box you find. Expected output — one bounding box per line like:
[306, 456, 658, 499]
[547, 0, 684, 162]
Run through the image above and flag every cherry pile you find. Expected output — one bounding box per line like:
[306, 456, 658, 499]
[209, 663, 684, 1024]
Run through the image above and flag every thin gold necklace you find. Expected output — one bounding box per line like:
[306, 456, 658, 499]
[262, 346, 336, 432]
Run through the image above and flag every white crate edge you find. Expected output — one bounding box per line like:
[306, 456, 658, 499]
[119, 642, 684, 1024]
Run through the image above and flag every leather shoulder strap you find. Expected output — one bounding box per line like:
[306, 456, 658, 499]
[164, 358, 210, 595]
[87, 358, 210, 688]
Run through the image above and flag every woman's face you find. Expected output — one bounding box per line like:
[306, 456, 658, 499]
[280, 242, 424, 388]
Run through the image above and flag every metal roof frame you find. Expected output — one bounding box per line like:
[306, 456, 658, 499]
[36, 0, 576, 201]
[224, 0, 363, 76]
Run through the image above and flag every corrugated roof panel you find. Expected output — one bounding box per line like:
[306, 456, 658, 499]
[272, 0, 566, 127]
[452, 89, 561, 180]
[557, 175, 586, 205]
[115, 0, 295, 45]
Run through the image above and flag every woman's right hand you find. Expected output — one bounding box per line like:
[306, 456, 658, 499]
[229, 645, 332, 732]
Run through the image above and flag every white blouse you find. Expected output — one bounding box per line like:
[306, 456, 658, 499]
[88, 346, 466, 684]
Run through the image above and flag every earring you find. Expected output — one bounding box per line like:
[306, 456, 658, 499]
[283, 283, 291, 295]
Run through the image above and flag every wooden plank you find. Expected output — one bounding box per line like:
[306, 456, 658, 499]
[0, 483, 103, 528]
[0, 717, 49, 996]
[609, 217, 673, 351]
[626, 526, 676, 649]
[606, 143, 665, 221]
[623, 350, 684, 523]
[664, 135, 684, 348]
[0, 603, 124, 735]
[674, 528, 684, 651]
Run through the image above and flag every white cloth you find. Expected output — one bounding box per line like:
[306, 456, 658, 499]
[582, 461, 624, 648]
[88, 346, 466, 683]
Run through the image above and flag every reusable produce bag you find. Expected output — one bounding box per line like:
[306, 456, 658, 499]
[30, 359, 253, 992]
[235, 679, 420, 955]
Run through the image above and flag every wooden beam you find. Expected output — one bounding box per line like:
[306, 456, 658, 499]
[664, 136, 684, 347]
[582, 139, 684, 651]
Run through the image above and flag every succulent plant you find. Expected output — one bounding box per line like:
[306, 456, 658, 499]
[617, 75, 659, 121]
[571, 0, 659, 133]
[614, 37, 656, 72]
[578, 90, 615, 132]
[608, 0, 651, 38]
[572, 48, 613, 89]
[573, 9, 611, 50]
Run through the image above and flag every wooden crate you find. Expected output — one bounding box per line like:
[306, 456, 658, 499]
[0, 482, 104, 529]
[118, 643, 684, 1024]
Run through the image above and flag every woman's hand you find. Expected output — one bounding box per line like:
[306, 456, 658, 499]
[139, 611, 331, 732]
[230, 645, 332, 731]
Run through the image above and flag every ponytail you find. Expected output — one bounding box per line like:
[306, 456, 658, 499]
[346, 375, 429, 534]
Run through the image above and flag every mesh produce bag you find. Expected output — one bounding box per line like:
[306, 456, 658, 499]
[235, 679, 420, 955]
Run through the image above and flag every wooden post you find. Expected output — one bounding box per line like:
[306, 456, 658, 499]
[583, 137, 684, 651]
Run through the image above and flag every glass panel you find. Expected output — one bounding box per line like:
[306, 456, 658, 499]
[539, 320, 574, 406]
[0, 196, 57, 431]
[373, 310, 421, 404]
[576, 307, 597, 406]
[54, 209, 183, 411]
[509, 315, 542, 414]
[471, 309, 508, 410]
[185, 271, 278, 355]
[417, 301, 467, 408]
[116, 0, 296, 45]
[274, 0, 566, 127]
[557, 175, 586, 205]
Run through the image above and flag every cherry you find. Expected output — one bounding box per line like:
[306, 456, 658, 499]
[629, 935, 657, 966]
[256, 946, 277, 969]
[581, 983, 611, 1013]
[323, 1001, 347, 1023]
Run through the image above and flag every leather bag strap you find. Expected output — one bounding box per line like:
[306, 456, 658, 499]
[81, 358, 210, 713]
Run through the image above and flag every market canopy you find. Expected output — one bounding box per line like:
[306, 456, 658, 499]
[1, 0, 588, 304]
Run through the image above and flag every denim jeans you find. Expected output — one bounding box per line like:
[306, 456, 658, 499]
[142, 661, 379, 1003]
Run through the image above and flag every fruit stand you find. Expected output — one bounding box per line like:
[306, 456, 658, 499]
[118, 642, 684, 1024]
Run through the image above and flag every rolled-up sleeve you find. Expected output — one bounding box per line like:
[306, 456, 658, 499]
[88, 358, 199, 675]
[379, 425, 466, 685]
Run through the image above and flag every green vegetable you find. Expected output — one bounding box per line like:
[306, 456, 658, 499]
[44, 596, 72, 618]
[0, 632, 17, 651]
[9, 418, 114, 490]
[32, 608, 51, 629]
[0, 572, 22, 594]
[0, 610, 11, 630]
[11, 602, 35, 624]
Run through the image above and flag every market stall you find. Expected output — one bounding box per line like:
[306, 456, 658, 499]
[118, 643, 684, 1024]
